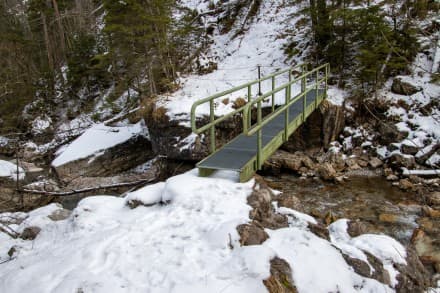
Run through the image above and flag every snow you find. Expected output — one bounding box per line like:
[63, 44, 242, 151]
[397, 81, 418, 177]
[31, 116, 52, 135]
[0, 160, 25, 181]
[0, 169, 411, 293]
[52, 122, 147, 167]
[160, 0, 310, 124]
[327, 86, 348, 106]
[402, 168, 440, 176]
[329, 219, 407, 287]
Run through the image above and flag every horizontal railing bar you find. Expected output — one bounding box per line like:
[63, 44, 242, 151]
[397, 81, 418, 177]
[191, 63, 306, 133]
[245, 87, 315, 136]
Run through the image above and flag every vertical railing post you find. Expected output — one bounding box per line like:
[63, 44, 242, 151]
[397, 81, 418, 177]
[302, 67, 307, 122]
[209, 99, 215, 153]
[325, 64, 329, 99]
[271, 76, 275, 112]
[284, 71, 291, 140]
[315, 69, 319, 108]
[247, 85, 252, 129]
[257, 101, 262, 169]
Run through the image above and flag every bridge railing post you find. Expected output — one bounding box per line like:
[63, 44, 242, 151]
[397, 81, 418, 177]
[257, 101, 262, 169]
[209, 99, 215, 153]
[302, 65, 307, 122]
[271, 76, 275, 112]
[284, 71, 291, 141]
[315, 69, 319, 108]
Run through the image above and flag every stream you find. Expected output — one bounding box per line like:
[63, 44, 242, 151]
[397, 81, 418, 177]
[265, 174, 421, 245]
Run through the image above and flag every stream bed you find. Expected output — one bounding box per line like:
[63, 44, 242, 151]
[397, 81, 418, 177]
[265, 174, 421, 245]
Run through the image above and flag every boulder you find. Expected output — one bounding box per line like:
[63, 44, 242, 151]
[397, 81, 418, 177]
[391, 77, 422, 95]
[427, 192, 440, 206]
[399, 179, 414, 190]
[53, 134, 155, 183]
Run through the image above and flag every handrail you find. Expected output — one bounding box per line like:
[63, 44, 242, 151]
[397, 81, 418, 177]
[190, 63, 306, 153]
[190, 63, 329, 157]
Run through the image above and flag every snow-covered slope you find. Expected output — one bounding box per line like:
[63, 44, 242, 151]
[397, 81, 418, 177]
[0, 170, 407, 292]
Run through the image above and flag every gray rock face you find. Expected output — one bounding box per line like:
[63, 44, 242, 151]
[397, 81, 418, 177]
[53, 134, 154, 183]
[237, 222, 269, 245]
[20, 226, 41, 240]
[391, 77, 422, 95]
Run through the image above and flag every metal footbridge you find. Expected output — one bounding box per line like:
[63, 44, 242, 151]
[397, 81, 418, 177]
[191, 63, 329, 182]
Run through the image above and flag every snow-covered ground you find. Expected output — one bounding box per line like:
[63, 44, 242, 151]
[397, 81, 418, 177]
[0, 160, 24, 181]
[52, 121, 148, 167]
[0, 170, 409, 292]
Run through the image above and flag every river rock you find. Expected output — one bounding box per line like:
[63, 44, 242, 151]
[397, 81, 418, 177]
[307, 222, 330, 241]
[391, 77, 422, 95]
[395, 246, 430, 292]
[263, 257, 297, 293]
[317, 163, 337, 181]
[369, 157, 383, 168]
[48, 206, 71, 221]
[411, 229, 440, 273]
[237, 222, 269, 245]
[422, 206, 440, 218]
[386, 174, 399, 181]
[427, 192, 440, 206]
[399, 179, 414, 190]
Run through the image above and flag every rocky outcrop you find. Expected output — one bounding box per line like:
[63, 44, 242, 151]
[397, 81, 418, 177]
[283, 100, 345, 151]
[53, 135, 154, 183]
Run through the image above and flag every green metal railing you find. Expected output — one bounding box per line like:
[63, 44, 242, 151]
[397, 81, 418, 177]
[190, 63, 329, 157]
[191, 64, 306, 151]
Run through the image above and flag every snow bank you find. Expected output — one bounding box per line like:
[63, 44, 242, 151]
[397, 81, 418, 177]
[0, 160, 25, 181]
[0, 170, 408, 292]
[52, 122, 147, 167]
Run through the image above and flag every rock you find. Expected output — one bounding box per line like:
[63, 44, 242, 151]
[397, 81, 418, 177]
[232, 97, 247, 109]
[394, 246, 429, 292]
[427, 192, 440, 206]
[307, 222, 330, 241]
[276, 194, 302, 211]
[7, 246, 17, 257]
[411, 229, 440, 269]
[53, 134, 155, 183]
[379, 213, 400, 223]
[422, 206, 440, 218]
[417, 217, 440, 234]
[377, 122, 408, 145]
[346, 158, 361, 171]
[237, 222, 269, 245]
[365, 252, 391, 286]
[369, 157, 383, 168]
[48, 207, 71, 221]
[282, 100, 344, 151]
[263, 257, 298, 293]
[347, 220, 376, 237]
[317, 163, 337, 181]
[247, 178, 288, 229]
[386, 174, 399, 181]
[391, 77, 422, 95]
[399, 179, 414, 190]
[389, 153, 416, 169]
[20, 226, 41, 240]
[415, 143, 440, 165]
[342, 254, 373, 278]
[401, 144, 420, 156]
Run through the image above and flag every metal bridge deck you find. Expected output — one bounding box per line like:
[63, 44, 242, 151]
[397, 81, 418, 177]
[197, 90, 323, 171]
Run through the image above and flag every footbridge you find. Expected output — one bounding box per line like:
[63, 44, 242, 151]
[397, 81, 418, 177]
[191, 63, 329, 182]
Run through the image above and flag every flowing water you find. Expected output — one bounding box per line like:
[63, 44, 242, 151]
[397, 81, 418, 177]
[265, 174, 421, 244]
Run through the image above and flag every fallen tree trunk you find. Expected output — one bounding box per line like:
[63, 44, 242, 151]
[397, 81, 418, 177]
[19, 178, 156, 197]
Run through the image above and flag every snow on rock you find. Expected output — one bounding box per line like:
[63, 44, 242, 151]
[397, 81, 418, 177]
[31, 115, 52, 135]
[329, 219, 407, 287]
[125, 182, 166, 206]
[52, 122, 147, 167]
[0, 160, 25, 181]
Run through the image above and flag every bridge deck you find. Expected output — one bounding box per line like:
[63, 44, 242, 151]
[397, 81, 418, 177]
[197, 90, 323, 172]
